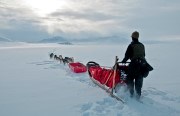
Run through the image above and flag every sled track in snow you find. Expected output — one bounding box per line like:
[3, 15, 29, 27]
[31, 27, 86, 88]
[32, 59, 180, 116]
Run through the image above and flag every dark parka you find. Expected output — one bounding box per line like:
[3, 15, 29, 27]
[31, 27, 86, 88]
[122, 38, 145, 63]
[122, 37, 146, 98]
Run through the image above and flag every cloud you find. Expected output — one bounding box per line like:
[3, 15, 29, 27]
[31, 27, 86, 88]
[123, 0, 180, 40]
[50, 9, 114, 22]
[50, 0, 135, 21]
[0, 0, 180, 42]
[0, 1, 39, 27]
[43, 0, 138, 38]
[0, 0, 50, 41]
[0, 0, 139, 40]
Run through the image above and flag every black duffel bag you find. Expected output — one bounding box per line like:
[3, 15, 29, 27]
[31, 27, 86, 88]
[140, 60, 153, 78]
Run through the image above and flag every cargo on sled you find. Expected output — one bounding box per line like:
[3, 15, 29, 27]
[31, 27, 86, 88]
[69, 62, 87, 73]
[86, 56, 129, 103]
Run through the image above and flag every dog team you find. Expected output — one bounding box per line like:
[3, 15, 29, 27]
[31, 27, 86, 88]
[49, 53, 74, 65]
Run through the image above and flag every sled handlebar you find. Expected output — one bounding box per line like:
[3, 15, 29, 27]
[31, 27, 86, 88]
[117, 62, 130, 64]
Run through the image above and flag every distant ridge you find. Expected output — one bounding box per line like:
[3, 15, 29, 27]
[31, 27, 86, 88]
[0, 36, 12, 42]
[39, 36, 70, 43]
[39, 35, 128, 44]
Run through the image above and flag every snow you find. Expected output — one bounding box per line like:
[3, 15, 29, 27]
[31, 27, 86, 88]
[0, 42, 180, 116]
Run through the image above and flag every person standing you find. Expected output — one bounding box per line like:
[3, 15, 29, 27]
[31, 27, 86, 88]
[122, 31, 145, 99]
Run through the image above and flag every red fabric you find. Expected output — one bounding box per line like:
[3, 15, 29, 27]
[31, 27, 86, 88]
[89, 66, 125, 88]
[69, 62, 87, 73]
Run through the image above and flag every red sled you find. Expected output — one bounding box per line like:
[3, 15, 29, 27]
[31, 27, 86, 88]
[69, 62, 87, 73]
[87, 61, 128, 88]
[86, 57, 129, 103]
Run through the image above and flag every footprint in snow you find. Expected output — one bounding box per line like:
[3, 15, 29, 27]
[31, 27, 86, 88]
[30, 60, 68, 70]
[80, 97, 123, 116]
[142, 87, 180, 103]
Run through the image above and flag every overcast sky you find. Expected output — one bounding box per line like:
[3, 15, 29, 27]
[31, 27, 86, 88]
[0, 0, 180, 42]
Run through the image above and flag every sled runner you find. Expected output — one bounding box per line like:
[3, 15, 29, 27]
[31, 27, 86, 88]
[86, 56, 129, 103]
[69, 62, 87, 73]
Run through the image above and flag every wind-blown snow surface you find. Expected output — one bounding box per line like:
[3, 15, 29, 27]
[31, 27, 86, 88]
[0, 42, 180, 116]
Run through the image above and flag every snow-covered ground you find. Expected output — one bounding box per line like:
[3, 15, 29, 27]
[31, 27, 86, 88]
[0, 42, 180, 116]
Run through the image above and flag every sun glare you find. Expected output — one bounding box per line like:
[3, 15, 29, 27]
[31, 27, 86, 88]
[23, 0, 67, 16]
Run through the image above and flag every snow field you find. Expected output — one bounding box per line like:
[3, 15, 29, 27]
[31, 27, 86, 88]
[0, 42, 180, 116]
